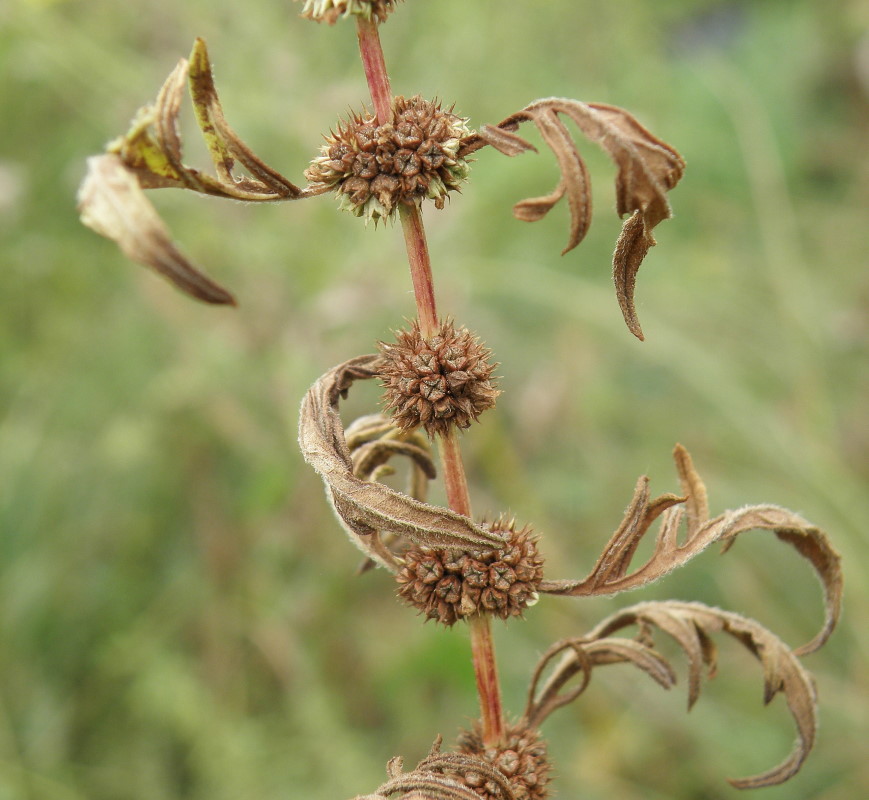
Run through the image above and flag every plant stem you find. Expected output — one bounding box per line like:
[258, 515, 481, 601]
[355, 17, 392, 125]
[398, 204, 439, 337]
[356, 13, 506, 748]
[469, 613, 505, 745]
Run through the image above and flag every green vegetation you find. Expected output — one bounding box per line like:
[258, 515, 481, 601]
[1, 0, 867, 797]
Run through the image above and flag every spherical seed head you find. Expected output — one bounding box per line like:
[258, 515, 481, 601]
[395, 518, 544, 626]
[296, 0, 403, 24]
[456, 722, 551, 800]
[378, 320, 499, 438]
[305, 96, 472, 223]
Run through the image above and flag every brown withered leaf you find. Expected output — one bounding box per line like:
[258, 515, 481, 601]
[110, 38, 303, 202]
[352, 738, 516, 800]
[79, 38, 324, 304]
[539, 445, 843, 655]
[77, 154, 236, 305]
[580, 601, 820, 789]
[346, 414, 437, 573]
[461, 99, 685, 339]
[524, 635, 676, 729]
[298, 355, 506, 571]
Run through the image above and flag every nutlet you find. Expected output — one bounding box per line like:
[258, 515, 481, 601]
[396, 518, 544, 626]
[378, 320, 498, 438]
[454, 722, 551, 800]
[295, 0, 403, 25]
[305, 96, 472, 223]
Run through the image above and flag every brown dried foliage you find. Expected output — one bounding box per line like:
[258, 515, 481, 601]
[298, 354, 506, 571]
[78, 39, 317, 304]
[346, 413, 436, 573]
[354, 737, 518, 800]
[524, 600, 821, 789]
[461, 99, 685, 339]
[540, 444, 842, 656]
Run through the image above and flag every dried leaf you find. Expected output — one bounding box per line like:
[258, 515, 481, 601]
[77, 155, 235, 305]
[346, 414, 437, 573]
[79, 39, 324, 303]
[462, 98, 685, 339]
[540, 446, 843, 655]
[299, 355, 506, 571]
[584, 601, 820, 789]
[612, 210, 652, 340]
[672, 442, 709, 536]
[187, 38, 304, 198]
[524, 636, 675, 729]
[351, 739, 518, 800]
[110, 39, 303, 202]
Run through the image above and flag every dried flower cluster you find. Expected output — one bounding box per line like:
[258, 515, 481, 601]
[378, 320, 499, 437]
[306, 96, 472, 221]
[455, 723, 551, 800]
[296, 0, 402, 25]
[396, 518, 543, 626]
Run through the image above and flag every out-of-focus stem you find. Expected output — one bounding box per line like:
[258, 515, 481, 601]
[355, 11, 505, 749]
[356, 17, 392, 125]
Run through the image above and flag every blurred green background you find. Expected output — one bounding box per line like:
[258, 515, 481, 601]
[1, 0, 867, 798]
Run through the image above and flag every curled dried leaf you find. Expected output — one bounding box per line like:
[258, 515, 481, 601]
[77, 155, 235, 305]
[353, 741, 513, 800]
[110, 38, 303, 202]
[524, 635, 676, 729]
[540, 445, 843, 655]
[582, 601, 821, 789]
[298, 355, 506, 572]
[462, 99, 685, 339]
[79, 38, 320, 304]
[346, 414, 436, 572]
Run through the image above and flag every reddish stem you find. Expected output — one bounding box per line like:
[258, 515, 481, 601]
[356, 17, 392, 125]
[355, 12, 505, 748]
[469, 613, 506, 746]
[439, 427, 471, 517]
[399, 204, 439, 337]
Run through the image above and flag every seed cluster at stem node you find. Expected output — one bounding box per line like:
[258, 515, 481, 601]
[454, 722, 551, 800]
[305, 96, 473, 223]
[378, 320, 500, 438]
[396, 518, 544, 626]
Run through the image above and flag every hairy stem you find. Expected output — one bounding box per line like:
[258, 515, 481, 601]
[356, 12, 506, 749]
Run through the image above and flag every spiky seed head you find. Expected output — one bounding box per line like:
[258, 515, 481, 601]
[455, 722, 551, 800]
[305, 96, 472, 223]
[295, 0, 403, 24]
[378, 320, 499, 438]
[396, 518, 544, 626]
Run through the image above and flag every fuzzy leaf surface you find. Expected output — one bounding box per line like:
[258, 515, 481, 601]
[78, 38, 324, 303]
[462, 98, 685, 339]
[540, 445, 842, 655]
[77, 154, 235, 304]
[581, 601, 821, 789]
[346, 413, 436, 572]
[298, 355, 506, 570]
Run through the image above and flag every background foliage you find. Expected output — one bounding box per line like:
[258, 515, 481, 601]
[1, 0, 867, 798]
